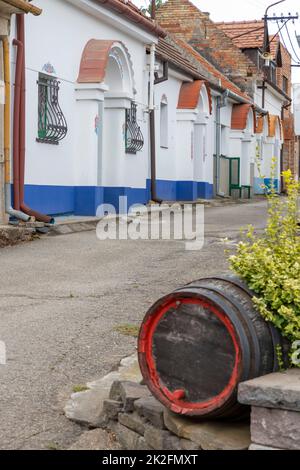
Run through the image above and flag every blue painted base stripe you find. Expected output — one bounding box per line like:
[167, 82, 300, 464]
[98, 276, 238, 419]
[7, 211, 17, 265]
[24, 185, 75, 216]
[254, 178, 280, 194]
[22, 179, 214, 216]
[155, 180, 214, 201]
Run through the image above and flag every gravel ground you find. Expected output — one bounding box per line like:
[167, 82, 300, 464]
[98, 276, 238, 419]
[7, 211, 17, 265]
[0, 200, 267, 449]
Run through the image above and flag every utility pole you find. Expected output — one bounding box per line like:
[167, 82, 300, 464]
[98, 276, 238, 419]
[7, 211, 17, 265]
[151, 0, 156, 20]
[261, 0, 299, 107]
[263, 1, 298, 54]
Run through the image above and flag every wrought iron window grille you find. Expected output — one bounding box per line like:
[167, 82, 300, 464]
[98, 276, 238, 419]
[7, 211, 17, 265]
[37, 74, 68, 145]
[125, 102, 144, 154]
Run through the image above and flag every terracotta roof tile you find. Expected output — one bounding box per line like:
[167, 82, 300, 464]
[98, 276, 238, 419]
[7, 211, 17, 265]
[256, 115, 265, 134]
[268, 114, 283, 138]
[177, 80, 203, 109]
[216, 21, 283, 61]
[155, 37, 204, 79]
[94, 0, 166, 37]
[174, 37, 252, 101]
[77, 39, 115, 83]
[177, 80, 213, 113]
[156, 0, 260, 90]
[231, 103, 256, 132]
[216, 21, 265, 49]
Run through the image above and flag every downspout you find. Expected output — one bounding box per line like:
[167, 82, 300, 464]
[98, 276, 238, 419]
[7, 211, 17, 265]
[262, 80, 266, 109]
[15, 14, 54, 223]
[2, 37, 29, 221]
[215, 96, 221, 196]
[149, 49, 169, 203]
[12, 37, 22, 212]
[149, 43, 162, 203]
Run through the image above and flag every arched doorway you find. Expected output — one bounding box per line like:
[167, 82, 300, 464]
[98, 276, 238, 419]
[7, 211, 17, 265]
[193, 83, 211, 190]
[76, 39, 137, 214]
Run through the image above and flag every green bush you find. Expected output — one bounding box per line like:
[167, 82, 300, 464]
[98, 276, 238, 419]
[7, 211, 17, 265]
[229, 168, 300, 367]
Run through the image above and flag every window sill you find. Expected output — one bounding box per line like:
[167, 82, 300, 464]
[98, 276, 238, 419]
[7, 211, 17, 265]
[36, 138, 59, 145]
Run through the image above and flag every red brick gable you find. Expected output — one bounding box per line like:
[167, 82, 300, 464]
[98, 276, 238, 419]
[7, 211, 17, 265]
[174, 37, 252, 102]
[156, 0, 260, 95]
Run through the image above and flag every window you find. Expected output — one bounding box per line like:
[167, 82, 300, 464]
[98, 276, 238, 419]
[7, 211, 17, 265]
[268, 62, 277, 85]
[37, 74, 67, 144]
[125, 102, 144, 154]
[283, 76, 289, 94]
[221, 125, 227, 156]
[160, 95, 168, 148]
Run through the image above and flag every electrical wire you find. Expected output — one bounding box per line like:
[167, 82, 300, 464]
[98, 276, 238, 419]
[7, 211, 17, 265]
[284, 22, 300, 63]
[277, 20, 300, 64]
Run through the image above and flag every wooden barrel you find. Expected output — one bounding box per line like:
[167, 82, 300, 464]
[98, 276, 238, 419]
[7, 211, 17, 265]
[138, 275, 289, 419]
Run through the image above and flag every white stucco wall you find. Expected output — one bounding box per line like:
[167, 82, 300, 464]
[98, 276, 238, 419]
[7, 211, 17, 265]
[154, 73, 214, 187]
[11, 0, 156, 190]
[255, 85, 284, 117]
[154, 72, 181, 181]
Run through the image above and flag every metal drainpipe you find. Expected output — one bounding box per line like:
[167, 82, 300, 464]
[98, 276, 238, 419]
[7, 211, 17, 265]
[2, 37, 30, 221]
[215, 96, 221, 196]
[262, 80, 266, 109]
[149, 43, 162, 203]
[12, 37, 22, 212]
[15, 14, 54, 224]
[149, 47, 169, 203]
[215, 90, 232, 196]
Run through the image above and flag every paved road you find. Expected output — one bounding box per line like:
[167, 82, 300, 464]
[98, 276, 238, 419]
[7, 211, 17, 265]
[0, 200, 267, 449]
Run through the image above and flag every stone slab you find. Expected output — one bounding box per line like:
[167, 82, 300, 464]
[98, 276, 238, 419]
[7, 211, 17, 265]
[102, 399, 123, 421]
[109, 381, 151, 412]
[112, 422, 141, 450]
[118, 412, 146, 436]
[144, 425, 188, 450]
[164, 411, 250, 450]
[238, 369, 300, 411]
[249, 444, 281, 450]
[134, 396, 166, 429]
[251, 406, 300, 450]
[64, 353, 141, 427]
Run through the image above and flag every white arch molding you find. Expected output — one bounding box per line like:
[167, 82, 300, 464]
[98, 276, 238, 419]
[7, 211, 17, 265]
[105, 42, 136, 97]
[193, 83, 210, 184]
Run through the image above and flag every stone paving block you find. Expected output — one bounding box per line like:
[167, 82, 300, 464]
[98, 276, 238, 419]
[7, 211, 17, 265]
[164, 410, 250, 450]
[102, 399, 123, 421]
[118, 412, 146, 436]
[238, 369, 300, 411]
[249, 444, 281, 450]
[136, 437, 154, 451]
[113, 422, 141, 450]
[134, 396, 166, 429]
[251, 406, 300, 450]
[109, 381, 151, 412]
[65, 353, 141, 427]
[144, 425, 194, 451]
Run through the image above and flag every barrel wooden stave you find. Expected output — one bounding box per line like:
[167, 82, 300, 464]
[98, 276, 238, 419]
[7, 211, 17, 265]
[138, 275, 289, 419]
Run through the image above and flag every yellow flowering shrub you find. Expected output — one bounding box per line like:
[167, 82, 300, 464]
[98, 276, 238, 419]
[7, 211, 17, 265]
[229, 168, 300, 366]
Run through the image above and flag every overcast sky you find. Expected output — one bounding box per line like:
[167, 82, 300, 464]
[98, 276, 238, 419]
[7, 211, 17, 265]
[135, 0, 300, 83]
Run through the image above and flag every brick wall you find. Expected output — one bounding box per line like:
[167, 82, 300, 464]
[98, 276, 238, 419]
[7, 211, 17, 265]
[277, 45, 292, 97]
[156, 0, 260, 96]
